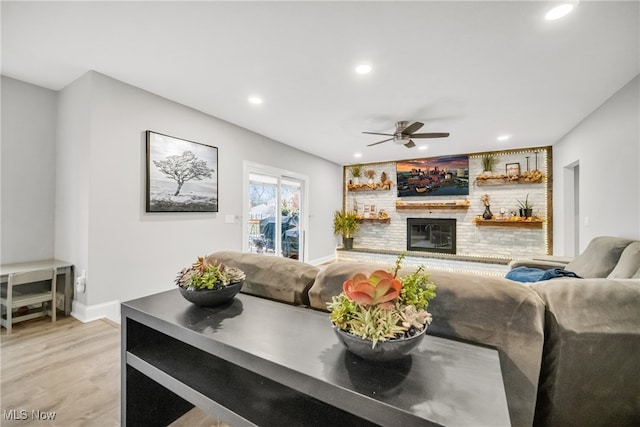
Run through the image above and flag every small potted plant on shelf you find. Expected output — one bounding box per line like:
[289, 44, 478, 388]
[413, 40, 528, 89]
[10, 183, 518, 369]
[175, 256, 246, 307]
[349, 164, 363, 185]
[364, 169, 377, 185]
[327, 254, 436, 362]
[480, 153, 498, 176]
[333, 209, 359, 250]
[517, 194, 534, 218]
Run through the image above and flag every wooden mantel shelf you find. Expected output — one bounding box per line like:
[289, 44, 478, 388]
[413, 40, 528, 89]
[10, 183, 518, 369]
[357, 217, 391, 224]
[475, 177, 545, 186]
[347, 183, 391, 192]
[395, 201, 471, 210]
[473, 218, 544, 229]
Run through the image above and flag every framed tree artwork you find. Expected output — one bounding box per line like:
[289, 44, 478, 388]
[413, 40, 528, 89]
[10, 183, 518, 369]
[146, 130, 218, 212]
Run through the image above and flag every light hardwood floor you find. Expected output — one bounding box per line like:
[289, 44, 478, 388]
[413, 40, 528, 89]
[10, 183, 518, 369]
[1, 316, 224, 426]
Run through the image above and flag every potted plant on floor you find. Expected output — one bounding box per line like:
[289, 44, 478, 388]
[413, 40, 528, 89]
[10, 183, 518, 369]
[333, 211, 360, 250]
[517, 194, 533, 218]
[333, 209, 359, 250]
[327, 254, 437, 362]
[175, 256, 246, 307]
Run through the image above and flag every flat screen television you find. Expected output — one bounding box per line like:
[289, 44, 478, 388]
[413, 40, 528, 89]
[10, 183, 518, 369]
[396, 155, 469, 197]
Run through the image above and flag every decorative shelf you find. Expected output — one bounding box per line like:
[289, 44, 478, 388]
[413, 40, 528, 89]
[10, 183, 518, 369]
[358, 217, 390, 224]
[347, 183, 392, 192]
[395, 201, 471, 211]
[473, 218, 544, 229]
[475, 177, 545, 186]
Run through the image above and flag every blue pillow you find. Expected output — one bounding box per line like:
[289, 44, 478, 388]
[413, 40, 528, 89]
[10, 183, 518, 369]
[506, 267, 546, 283]
[506, 266, 581, 283]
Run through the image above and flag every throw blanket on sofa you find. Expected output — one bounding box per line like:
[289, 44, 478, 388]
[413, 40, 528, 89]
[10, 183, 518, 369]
[506, 266, 581, 283]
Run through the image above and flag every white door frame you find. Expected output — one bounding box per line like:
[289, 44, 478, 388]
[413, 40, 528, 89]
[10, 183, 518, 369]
[242, 161, 309, 262]
[563, 160, 580, 256]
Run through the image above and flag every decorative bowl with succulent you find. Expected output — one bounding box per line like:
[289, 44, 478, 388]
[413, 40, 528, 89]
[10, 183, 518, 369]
[327, 254, 436, 361]
[175, 256, 246, 306]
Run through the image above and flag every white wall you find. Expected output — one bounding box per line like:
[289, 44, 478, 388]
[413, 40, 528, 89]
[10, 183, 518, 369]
[54, 73, 92, 305]
[1, 76, 57, 264]
[553, 74, 640, 255]
[63, 72, 341, 307]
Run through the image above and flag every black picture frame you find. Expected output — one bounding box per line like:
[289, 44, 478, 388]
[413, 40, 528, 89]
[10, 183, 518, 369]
[506, 162, 521, 177]
[146, 130, 218, 212]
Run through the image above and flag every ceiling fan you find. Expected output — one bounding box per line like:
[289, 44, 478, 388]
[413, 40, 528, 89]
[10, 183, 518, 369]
[363, 121, 449, 148]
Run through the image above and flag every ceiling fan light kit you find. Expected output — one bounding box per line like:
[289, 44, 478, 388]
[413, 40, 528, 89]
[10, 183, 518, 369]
[364, 120, 450, 148]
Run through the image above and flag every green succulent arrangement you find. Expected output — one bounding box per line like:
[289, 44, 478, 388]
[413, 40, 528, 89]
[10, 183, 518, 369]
[327, 254, 436, 348]
[175, 256, 246, 291]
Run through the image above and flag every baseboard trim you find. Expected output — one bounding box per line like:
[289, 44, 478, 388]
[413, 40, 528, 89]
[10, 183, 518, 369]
[308, 254, 335, 266]
[71, 299, 120, 324]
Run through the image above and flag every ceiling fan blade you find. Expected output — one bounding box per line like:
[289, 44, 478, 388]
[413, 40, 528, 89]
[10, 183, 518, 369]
[367, 138, 393, 147]
[410, 132, 450, 138]
[363, 131, 394, 136]
[404, 140, 416, 148]
[401, 122, 424, 135]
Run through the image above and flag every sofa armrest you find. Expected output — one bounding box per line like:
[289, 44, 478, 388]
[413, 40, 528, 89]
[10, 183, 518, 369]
[531, 278, 640, 426]
[508, 258, 570, 270]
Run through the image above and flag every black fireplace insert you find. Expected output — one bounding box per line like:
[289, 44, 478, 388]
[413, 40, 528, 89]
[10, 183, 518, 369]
[407, 218, 456, 254]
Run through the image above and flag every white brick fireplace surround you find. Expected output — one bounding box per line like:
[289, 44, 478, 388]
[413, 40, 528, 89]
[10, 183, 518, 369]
[336, 248, 511, 276]
[343, 148, 551, 262]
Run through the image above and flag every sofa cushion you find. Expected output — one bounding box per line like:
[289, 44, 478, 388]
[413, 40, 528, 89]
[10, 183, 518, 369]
[564, 236, 634, 278]
[426, 270, 545, 427]
[308, 261, 383, 310]
[607, 241, 640, 279]
[207, 251, 319, 306]
[531, 278, 640, 426]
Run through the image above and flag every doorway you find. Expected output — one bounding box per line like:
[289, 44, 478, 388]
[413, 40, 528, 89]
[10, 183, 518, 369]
[563, 161, 580, 256]
[243, 162, 308, 261]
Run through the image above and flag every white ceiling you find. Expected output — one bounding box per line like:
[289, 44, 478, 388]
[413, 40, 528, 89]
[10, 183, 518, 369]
[2, 1, 638, 165]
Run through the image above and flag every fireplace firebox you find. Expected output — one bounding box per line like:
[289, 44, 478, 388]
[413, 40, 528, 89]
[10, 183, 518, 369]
[407, 218, 456, 254]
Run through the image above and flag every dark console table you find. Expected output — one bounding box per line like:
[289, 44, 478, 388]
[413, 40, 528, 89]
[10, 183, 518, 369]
[121, 290, 510, 427]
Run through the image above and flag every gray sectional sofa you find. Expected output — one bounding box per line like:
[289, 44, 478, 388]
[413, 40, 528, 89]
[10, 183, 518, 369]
[512, 236, 640, 426]
[208, 236, 640, 427]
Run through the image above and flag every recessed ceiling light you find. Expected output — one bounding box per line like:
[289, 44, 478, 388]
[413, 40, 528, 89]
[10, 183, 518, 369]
[248, 96, 263, 105]
[418, 145, 428, 150]
[497, 134, 512, 142]
[355, 64, 372, 75]
[545, 4, 574, 21]
[354, 152, 363, 158]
